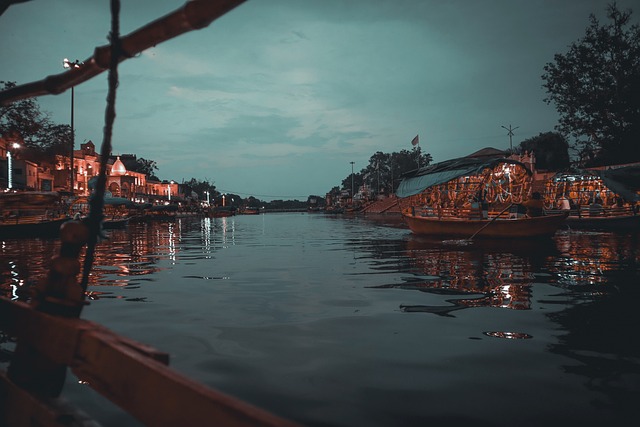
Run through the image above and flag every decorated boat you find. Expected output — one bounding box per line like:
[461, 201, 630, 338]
[0, 191, 69, 238]
[396, 156, 568, 238]
[543, 165, 640, 230]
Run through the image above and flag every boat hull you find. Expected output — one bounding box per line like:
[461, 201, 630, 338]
[402, 212, 568, 239]
[0, 218, 69, 239]
[566, 213, 640, 231]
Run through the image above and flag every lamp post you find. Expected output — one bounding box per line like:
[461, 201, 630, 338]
[167, 180, 174, 201]
[350, 161, 355, 203]
[7, 142, 20, 190]
[63, 58, 82, 195]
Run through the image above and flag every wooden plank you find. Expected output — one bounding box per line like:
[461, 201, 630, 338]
[73, 330, 301, 427]
[1, 297, 300, 426]
[0, 371, 102, 427]
[0, 298, 80, 365]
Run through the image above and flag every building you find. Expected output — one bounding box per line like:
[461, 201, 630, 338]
[1, 136, 184, 202]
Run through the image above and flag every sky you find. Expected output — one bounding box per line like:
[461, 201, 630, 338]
[1, 0, 637, 201]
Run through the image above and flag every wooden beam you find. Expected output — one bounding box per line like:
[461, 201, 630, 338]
[0, 371, 101, 427]
[0, 0, 248, 106]
[1, 297, 300, 426]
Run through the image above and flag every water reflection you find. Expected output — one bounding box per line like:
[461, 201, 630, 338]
[552, 231, 640, 290]
[546, 231, 640, 417]
[369, 236, 559, 314]
[0, 217, 243, 301]
[1, 215, 640, 426]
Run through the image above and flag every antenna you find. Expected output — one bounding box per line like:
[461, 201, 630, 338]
[501, 125, 519, 150]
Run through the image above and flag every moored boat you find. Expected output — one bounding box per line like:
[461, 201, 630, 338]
[209, 206, 236, 217]
[240, 206, 260, 215]
[396, 155, 567, 238]
[543, 165, 640, 231]
[402, 209, 568, 238]
[0, 191, 69, 238]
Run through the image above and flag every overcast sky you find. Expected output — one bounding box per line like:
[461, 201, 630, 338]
[1, 0, 636, 200]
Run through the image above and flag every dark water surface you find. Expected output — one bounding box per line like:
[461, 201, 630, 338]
[2, 213, 640, 426]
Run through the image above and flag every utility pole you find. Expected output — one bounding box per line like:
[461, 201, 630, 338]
[63, 58, 82, 196]
[501, 125, 519, 151]
[350, 161, 355, 204]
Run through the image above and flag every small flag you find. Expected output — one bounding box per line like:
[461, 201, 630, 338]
[411, 134, 419, 146]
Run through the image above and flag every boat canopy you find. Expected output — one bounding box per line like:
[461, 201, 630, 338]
[597, 165, 640, 202]
[396, 157, 530, 198]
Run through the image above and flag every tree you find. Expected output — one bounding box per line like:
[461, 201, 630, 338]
[542, 3, 640, 166]
[341, 172, 363, 195]
[1, 81, 73, 163]
[515, 132, 571, 171]
[135, 157, 159, 180]
[181, 178, 218, 201]
[337, 148, 433, 199]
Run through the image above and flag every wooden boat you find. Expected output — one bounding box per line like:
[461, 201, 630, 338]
[402, 209, 568, 238]
[0, 192, 69, 239]
[209, 206, 236, 217]
[71, 195, 134, 228]
[396, 156, 568, 238]
[543, 207, 640, 231]
[240, 206, 260, 215]
[543, 166, 640, 231]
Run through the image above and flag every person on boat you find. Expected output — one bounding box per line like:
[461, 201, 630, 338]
[520, 192, 545, 217]
[558, 194, 571, 211]
[588, 197, 604, 216]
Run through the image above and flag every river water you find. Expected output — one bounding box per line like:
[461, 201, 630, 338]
[1, 213, 639, 426]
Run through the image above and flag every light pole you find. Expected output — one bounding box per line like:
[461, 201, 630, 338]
[350, 161, 355, 203]
[167, 180, 174, 201]
[7, 142, 20, 189]
[63, 58, 82, 195]
[377, 162, 380, 196]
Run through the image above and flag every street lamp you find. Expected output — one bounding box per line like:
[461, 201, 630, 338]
[350, 161, 355, 203]
[63, 58, 82, 195]
[7, 142, 20, 190]
[167, 180, 174, 201]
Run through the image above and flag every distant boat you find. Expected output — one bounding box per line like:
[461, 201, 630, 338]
[209, 206, 236, 218]
[71, 195, 134, 228]
[0, 191, 69, 238]
[240, 206, 260, 215]
[324, 206, 344, 214]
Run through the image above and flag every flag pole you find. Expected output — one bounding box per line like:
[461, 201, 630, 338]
[411, 134, 420, 170]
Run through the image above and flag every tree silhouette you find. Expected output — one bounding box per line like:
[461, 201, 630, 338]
[542, 3, 640, 166]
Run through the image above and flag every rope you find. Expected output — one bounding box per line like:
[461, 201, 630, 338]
[79, 0, 121, 293]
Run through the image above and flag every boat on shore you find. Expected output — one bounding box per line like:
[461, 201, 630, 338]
[0, 191, 69, 239]
[396, 156, 567, 238]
